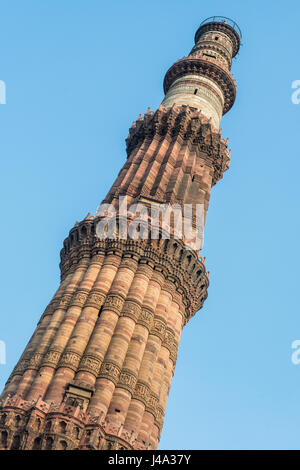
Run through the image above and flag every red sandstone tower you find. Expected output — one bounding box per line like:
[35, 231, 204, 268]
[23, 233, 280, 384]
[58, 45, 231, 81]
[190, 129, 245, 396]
[0, 17, 241, 450]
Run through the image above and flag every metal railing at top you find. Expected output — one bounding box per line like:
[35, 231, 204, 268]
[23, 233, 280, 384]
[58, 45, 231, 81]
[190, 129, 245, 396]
[199, 16, 242, 40]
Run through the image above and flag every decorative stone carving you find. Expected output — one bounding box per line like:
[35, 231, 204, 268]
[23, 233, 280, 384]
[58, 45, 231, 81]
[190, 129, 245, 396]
[133, 381, 151, 405]
[42, 349, 62, 368]
[58, 351, 81, 371]
[78, 355, 102, 376]
[150, 318, 166, 340]
[145, 393, 159, 417]
[162, 329, 175, 353]
[60, 237, 208, 321]
[117, 370, 137, 393]
[98, 362, 121, 385]
[28, 353, 44, 370]
[137, 307, 154, 330]
[70, 291, 88, 307]
[13, 359, 28, 375]
[169, 340, 178, 365]
[58, 294, 73, 309]
[85, 292, 105, 309]
[154, 405, 165, 431]
[102, 295, 124, 315]
[121, 301, 141, 322]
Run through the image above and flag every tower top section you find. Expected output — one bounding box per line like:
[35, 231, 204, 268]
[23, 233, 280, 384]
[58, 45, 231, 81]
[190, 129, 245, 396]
[162, 16, 242, 128]
[195, 16, 242, 57]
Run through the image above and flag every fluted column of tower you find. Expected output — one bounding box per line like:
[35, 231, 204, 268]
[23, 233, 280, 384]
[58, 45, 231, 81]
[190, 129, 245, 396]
[0, 17, 241, 451]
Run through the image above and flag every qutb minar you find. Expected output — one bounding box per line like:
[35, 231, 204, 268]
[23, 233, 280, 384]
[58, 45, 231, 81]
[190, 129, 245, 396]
[0, 17, 241, 450]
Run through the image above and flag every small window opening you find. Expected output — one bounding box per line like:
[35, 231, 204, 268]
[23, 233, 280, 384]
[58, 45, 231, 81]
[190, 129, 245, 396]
[215, 36, 219, 40]
[203, 52, 216, 59]
[115, 409, 120, 413]
[194, 89, 198, 95]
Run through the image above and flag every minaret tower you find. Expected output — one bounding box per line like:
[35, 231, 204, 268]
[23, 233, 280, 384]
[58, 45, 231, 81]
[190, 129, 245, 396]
[0, 17, 241, 450]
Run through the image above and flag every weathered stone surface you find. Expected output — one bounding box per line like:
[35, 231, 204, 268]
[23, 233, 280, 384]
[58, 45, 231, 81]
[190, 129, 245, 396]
[0, 18, 240, 450]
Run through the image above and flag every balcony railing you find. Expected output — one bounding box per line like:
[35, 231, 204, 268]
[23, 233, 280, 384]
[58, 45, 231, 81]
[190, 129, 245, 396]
[199, 16, 242, 40]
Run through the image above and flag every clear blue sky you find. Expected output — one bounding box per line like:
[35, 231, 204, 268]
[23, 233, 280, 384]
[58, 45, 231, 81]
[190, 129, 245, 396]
[1, 0, 300, 450]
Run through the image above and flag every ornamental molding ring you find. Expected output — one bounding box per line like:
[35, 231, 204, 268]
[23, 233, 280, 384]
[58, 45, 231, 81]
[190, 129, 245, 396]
[163, 57, 236, 114]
